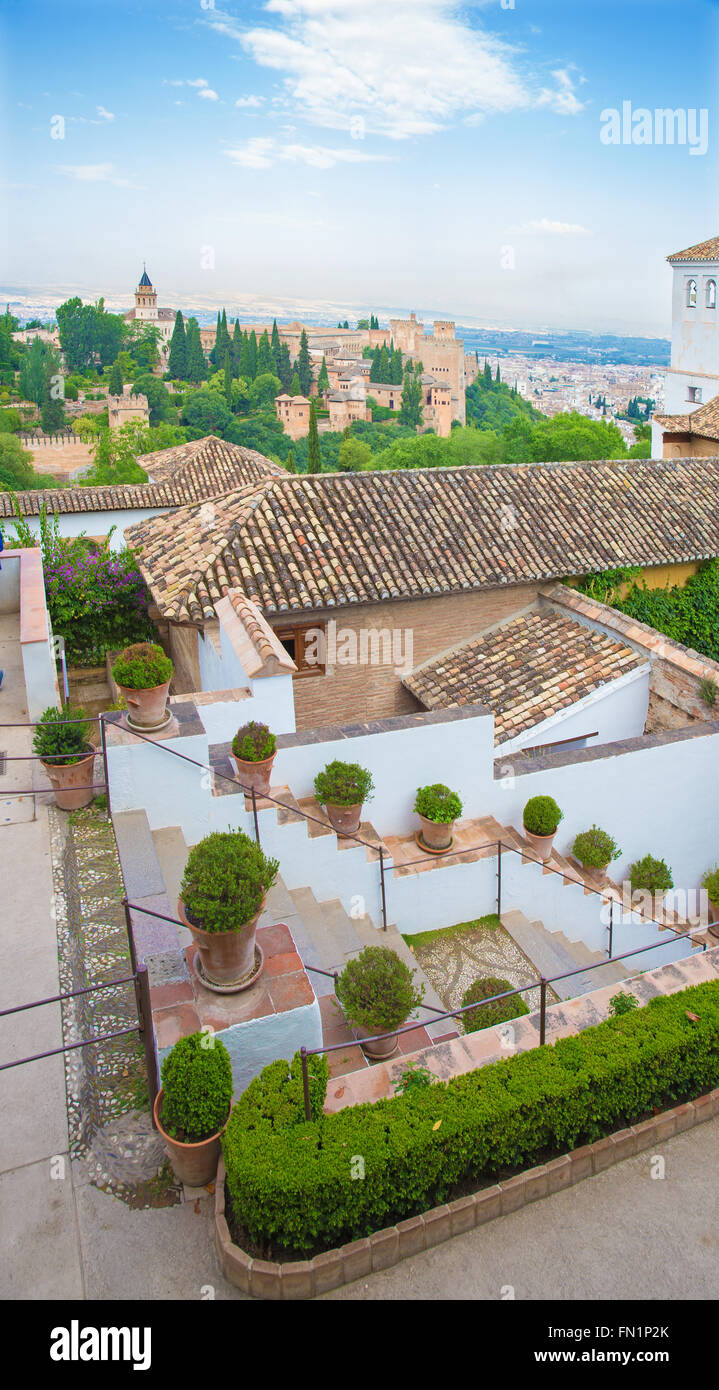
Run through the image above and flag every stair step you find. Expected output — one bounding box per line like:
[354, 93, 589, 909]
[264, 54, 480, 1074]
[500, 909, 610, 1000]
[296, 798, 334, 838]
[288, 886, 361, 972]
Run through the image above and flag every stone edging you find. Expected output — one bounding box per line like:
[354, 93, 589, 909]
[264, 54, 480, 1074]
[214, 1088, 719, 1299]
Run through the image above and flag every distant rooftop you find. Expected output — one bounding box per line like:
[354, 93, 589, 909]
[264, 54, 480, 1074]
[667, 236, 719, 263]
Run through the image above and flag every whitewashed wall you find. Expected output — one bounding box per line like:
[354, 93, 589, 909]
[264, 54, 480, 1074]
[197, 623, 296, 740]
[497, 666, 650, 757]
[8, 506, 169, 550]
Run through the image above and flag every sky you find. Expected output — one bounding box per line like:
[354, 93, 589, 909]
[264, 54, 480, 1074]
[1, 0, 718, 334]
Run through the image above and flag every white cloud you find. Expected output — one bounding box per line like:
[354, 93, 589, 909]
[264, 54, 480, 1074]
[198, 88, 219, 100]
[96, 105, 115, 121]
[207, 0, 532, 139]
[57, 163, 140, 189]
[235, 95, 264, 108]
[511, 218, 591, 237]
[536, 69, 586, 116]
[187, 77, 209, 88]
[225, 136, 393, 169]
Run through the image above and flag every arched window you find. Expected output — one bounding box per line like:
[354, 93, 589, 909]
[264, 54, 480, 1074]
[707, 279, 717, 309]
[687, 278, 698, 307]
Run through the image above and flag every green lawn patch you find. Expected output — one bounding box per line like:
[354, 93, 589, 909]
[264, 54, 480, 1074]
[402, 914, 501, 950]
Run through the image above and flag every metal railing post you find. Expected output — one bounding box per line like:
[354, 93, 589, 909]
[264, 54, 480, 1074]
[379, 845, 388, 931]
[497, 839, 502, 918]
[135, 962, 159, 1120]
[608, 898, 614, 959]
[99, 713, 111, 817]
[539, 976, 547, 1046]
[300, 1046, 311, 1121]
[251, 786, 260, 845]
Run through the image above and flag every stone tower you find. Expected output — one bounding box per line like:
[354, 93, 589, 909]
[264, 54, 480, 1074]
[134, 266, 158, 323]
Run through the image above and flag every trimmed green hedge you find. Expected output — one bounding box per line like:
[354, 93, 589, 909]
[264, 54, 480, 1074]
[223, 981, 719, 1252]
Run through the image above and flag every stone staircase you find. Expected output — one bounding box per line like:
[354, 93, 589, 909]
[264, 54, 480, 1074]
[500, 909, 633, 999]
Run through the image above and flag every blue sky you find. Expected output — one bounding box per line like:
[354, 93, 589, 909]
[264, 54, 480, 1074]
[2, 0, 718, 332]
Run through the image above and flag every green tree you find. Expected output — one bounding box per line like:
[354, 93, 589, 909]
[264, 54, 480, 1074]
[276, 342, 292, 391]
[296, 329, 312, 396]
[288, 371, 302, 397]
[249, 372, 281, 411]
[390, 348, 403, 384]
[306, 398, 321, 473]
[108, 359, 124, 396]
[483, 359, 492, 389]
[338, 436, 372, 472]
[399, 365, 423, 427]
[181, 387, 233, 438]
[284, 448, 297, 473]
[131, 372, 173, 426]
[40, 385, 65, 434]
[185, 318, 207, 383]
[257, 330, 275, 377]
[209, 312, 222, 367]
[168, 311, 187, 380]
[317, 356, 329, 395]
[247, 331, 258, 381]
[0, 434, 55, 490]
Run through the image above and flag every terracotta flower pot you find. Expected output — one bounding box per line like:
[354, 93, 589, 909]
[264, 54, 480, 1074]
[153, 1088, 224, 1187]
[231, 751, 276, 798]
[582, 862, 610, 888]
[117, 679, 171, 731]
[355, 1023, 401, 1059]
[523, 826, 556, 862]
[708, 898, 719, 939]
[178, 896, 265, 988]
[417, 812, 454, 852]
[325, 801, 363, 836]
[40, 747, 97, 810]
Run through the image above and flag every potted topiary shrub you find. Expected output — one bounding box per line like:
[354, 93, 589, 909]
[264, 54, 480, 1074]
[231, 720, 277, 798]
[572, 825, 622, 885]
[628, 854, 674, 913]
[33, 704, 96, 810]
[336, 945, 424, 1059]
[414, 783, 463, 852]
[522, 795, 563, 861]
[702, 867, 719, 939]
[153, 1031, 233, 1186]
[178, 830, 279, 990]
[111, 641, 173, 731]
[461, 976, 530, 1034]
[313, 760, 374, 836]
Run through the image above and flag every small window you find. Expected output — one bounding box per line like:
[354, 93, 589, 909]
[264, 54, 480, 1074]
[707, 279, 717, 309]
[687, 386, 703, 403]
[275, 622, 326, 677]
[687, 278, 698, 307]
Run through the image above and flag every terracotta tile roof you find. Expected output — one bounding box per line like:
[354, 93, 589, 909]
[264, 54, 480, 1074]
[402, 609, 647, 745]
[0, 436, 284, 519]
[124, 456, 719, 624]
[221, 592, 297, 677]
[653, 394, 719, 443]
[667, 236, 719, 263]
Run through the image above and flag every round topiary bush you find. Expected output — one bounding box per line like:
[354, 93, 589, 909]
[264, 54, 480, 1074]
[461, 976, 530, 1034]
[112, 641, 173, 690]
[572, 826, 621, 870]
[314, 760, 374, 807]
[414, 783, 463, 823]
[32, 704, 92, 764]
[702, 866, 719, 906]
[179, 830, 279, 933]
[628, 854, 673, 895]
[523, 795, 563, 837]
[160, 1031, 233, 1143]
[336, 946, 424, 1033]
[232, 721, 276, 763]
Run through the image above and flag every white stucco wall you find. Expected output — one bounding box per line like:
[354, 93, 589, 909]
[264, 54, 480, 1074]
[497, 666, 650, 757]
[158, 995, 323, 1098]
[8, 506, 169, 550]
[197, 623, 296, 740]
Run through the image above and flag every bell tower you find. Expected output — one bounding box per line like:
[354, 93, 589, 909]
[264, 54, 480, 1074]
[135, 265, 158, 322]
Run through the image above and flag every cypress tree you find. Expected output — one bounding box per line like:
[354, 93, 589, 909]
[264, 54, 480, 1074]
[223, 349, 232, 405]
[483, 359, 492, 388]
[185, 318, 207, 382]
[306, 398, 321, 473]
[317, 356, 329, 395]
[285, 448, 297, 474]
[369, 346, 381, 382]
[108, 359, 123, 396]
[209, 311, 221, 366]
[168, 310, 187, 380]
[288, 371, 302, 397]
[247, 330, 258, 381]
[232, 319, 242, 368]
[271, 318, 281, 365]
[276, 342, 292, 391]
[495, 363, 501, 384]
[296, 329, 312, 396]
[399, 364, 423, 428]
[257, 329, 274, 376]
[238, 331, 252, 381]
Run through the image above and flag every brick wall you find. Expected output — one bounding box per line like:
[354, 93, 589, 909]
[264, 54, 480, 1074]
[277, 583, 539, 730]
